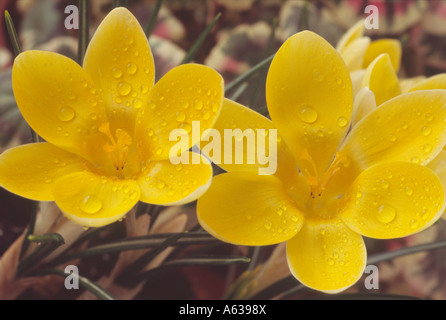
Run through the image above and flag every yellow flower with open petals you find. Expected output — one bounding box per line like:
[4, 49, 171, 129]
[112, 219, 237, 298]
[0, 8, 223, 227]
[197, 31, 446, 293]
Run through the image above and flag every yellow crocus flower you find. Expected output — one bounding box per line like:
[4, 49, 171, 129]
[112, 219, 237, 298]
[197, 30, 446, 293]
[0, 8, 223, 227]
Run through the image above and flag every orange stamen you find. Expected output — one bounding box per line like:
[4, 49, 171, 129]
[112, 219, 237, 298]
[99, 123, 132, 171]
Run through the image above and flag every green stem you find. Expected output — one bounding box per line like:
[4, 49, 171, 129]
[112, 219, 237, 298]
[225, 54, 274, 93]
[145, 0, 163, 38]
[32, 268, 116, 300]
[181, 13, 221, 64]
[77, 0, 89, 65]
[4, 11, 21, 57]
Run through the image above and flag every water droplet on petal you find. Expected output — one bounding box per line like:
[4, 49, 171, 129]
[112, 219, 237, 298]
[126, 63, 138, 75]
[117, 81, 132, 96]
[141, 85, 149, 94]
[194, 100, 204, 110]
[405, 186, 413, 196]
[68, 92, 77, 100]
[58, 106, 75, 122]
[112, 67, 123, 79]
[79, 195, 103, 214]
[423, 144, 432, 153]
[264, 221, 272, 230]
[337, 117, 348, 128]
[176, 111, 186, 122]
[133, 98, 143, 109]
[298, 105, 318, 124]
[422, 126, 432, 136]
[380, 179, 390, 189]
[377, 204, 396, 224]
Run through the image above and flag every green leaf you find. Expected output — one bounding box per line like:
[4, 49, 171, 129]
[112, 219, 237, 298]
[181, 13, 221, 64]
[17, 233, 65, 276]
[49, 232, 217, 267]
[4, 10, 22, 57]
[224, 54, 274, 93]
[77, 0, 90, 65]
[112, 0, 128, 8]
[145, 0, 163, 38]
[32, 268, 116, 300]
[368, 238, 446, 265]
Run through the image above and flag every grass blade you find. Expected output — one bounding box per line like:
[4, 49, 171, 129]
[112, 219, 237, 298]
[181, 12, 221, 64]
[77, 0, 89, 65]
[32, 268, 116, 300]
[224, 54, 274, 93]
[145, 0, 163, 38]
[4, 10, 21, 57]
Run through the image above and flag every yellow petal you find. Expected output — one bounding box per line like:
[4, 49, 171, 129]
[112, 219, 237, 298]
[135, 63, 223, 161]
[350, 69, 365, 96]
[352, 87, 376, 126]
[361, 53, 401, 106]
[83, 7, 155, 132]
[200, 98, 302, 185]
[138, 152, 213, 205]
[336, 20, 365, 53]
[428, 149, 446, 184]
[408, 74, 446, 91]
[340, 162, 445, 239]
[266, 31, 353, 177]
[400, 76, 426, 93]
[286, 218, 366, 293]
[0, 143, 85, 201]
[197, 172, 304, 246]
[12, 51, 108, 162]
[341, 37, 371, 71]
[341, 90, 446, 171]
[363, 39, 402, 71]
[52, 170, 140, 227]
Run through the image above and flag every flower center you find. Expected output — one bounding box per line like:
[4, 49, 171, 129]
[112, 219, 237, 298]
[99, 122, 133, 172]
[300, 149, 349, 198]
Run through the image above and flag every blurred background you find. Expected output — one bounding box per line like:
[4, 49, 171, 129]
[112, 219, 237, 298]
[1, 0, 446, 300]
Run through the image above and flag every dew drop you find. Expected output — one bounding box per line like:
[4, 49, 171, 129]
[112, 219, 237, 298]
[405, 186, 414, 196]
[68, 92, 77, 101]
[327, 258, 335, 266]
[377, 205, 396, 224]
[194, 100, 204, 110]
[117, 81, 132, 96]
[133, 98, 143, 109]
[126, 63, 138, 75]
[58, 106, 75, 122]
[298, 105, 318, 124]
[422, 126, 432, 136]
[44, 176, 53, 184]
[423, 144, 432, 153]
[264, 221, 272, 231]
[410, 219, 419, 229]
[157, 181, 166, 189]
[176, 111, 186, 122]
[380, 179, 390, 189]
[141, 85, 149, 94]
[79, 195, 103, 214]
[181, 101, 190, 109]
[337, 117, 348, 128]
[112, 67, 123, 79]
[314, 71, 324, 82]
[156, 148, 163, 155]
